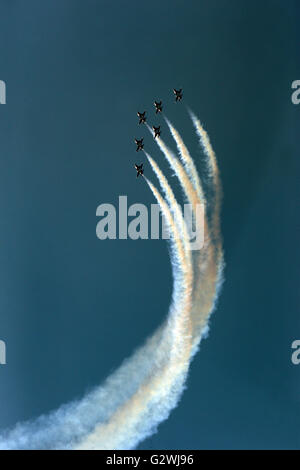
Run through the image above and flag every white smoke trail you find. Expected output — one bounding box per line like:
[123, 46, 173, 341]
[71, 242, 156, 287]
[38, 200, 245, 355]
[144, 152, 190, 261]
[74, 178, 194, 449]
[187, 110, 224, 353]
[164, 117, 205, 204]
[0, 110, 223, 450]
[146, 123, 200, 211]
[188, 109, 219, 182]
[188, 108, 223, 265]
[0, 177, 194, 450]
[150, 113, 222, 356]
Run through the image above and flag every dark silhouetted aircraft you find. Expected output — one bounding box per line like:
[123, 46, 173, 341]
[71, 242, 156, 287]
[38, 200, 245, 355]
[135, 138, 144, 152]
[152, 125, 161, 139]
[154, 100, 163, 114]
[137, 111, 146, 124]
[135, 163, 144, 178]
[173, 88, 183, 102]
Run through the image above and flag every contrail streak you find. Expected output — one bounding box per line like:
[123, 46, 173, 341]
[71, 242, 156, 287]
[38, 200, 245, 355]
[188, 109, 218, 182]
[185, 109, 224, 352]
[144, 152, 190, 261]
[0, 110, 223, 450]
[164, 117, 205, 205]
[146, 123, 199, 212]
[188, 108, 223, 265]
[74, 178, 194, 449]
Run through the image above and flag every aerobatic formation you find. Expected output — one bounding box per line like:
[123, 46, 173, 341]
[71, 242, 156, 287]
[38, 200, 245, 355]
[0, 88, 224, 450]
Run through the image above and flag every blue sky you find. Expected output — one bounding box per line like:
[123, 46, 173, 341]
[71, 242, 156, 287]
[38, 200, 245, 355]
[0, 0, 299, 449]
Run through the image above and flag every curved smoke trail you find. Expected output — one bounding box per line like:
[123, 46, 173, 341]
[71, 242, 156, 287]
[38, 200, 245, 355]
[144, 152, 190, 261]
[0, 110, 223, 449]
[146, 123, 199, 211]
[74, 178, 194, 450]
[164, 117, 205, 204]
[188, 109, 223, 262]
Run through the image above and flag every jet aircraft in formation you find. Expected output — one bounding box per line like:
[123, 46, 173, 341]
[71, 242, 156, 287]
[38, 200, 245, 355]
[135, 138, 144, 152]
[134, 89, 184, 177]
[173, 88, 183, 102]
[134, 163, 144, 178]
[152, 125, 161, 139]
[137, 111, 146, 124]
[154, 100, 163, 114]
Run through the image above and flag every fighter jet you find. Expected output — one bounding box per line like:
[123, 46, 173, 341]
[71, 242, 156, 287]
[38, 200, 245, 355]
[152, 125, 161, 139]
[135, 138, 144, 152]
[154, 100, 163, 114]
[134, 163, 144, 178]
[173, 88, 183, 102]
[137, 111, 146, 124]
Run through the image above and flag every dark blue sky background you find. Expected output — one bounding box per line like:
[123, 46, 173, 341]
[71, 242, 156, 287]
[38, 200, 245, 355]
[0, 0, 299, 449]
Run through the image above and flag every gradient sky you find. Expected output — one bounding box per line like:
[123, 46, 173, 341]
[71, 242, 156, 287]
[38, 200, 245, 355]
[0, 0, 299, 449]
